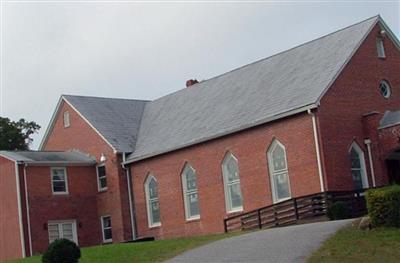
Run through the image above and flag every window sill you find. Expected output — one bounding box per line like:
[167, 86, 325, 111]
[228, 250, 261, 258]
[52, 192, 69, 196]
[227, 207, 243, 214]
[149, 223, 161, 229]
[98, 188, 108, 193]
[185, 217, 201, 223]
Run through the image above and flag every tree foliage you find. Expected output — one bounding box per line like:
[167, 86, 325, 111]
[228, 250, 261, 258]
[0, 117, 41, 150]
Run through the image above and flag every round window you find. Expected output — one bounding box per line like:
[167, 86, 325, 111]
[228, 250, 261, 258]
[379, 80, 391, 98]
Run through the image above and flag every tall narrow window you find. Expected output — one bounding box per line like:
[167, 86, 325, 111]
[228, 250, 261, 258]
[63, 111, 70, 128]
[101, 216, 112, 243]
[267, 140, 291, 203]
[145, 175, 161, 227]
[222, 153, 243, 213]
[349, 142, 369, 190]
[97, 165, 107, 191]
[376, 38, 386, 58]
[51, 167, 68, 194]
[181, 164, 200, 220]
[48, 220, 77, 244]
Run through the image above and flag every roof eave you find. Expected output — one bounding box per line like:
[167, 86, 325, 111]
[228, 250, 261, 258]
[123, 104, 317, 165]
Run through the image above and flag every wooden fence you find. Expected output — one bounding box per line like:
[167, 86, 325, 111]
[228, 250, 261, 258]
[224, 189, 367, 233]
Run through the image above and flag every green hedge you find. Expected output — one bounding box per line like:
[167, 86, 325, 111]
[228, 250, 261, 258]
[42, 238, 81, 263]
[366, 185, 400, 227]
[327, 201, 351, 220]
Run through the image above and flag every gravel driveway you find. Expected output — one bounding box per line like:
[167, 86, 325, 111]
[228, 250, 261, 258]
[166, 219, 354, 263]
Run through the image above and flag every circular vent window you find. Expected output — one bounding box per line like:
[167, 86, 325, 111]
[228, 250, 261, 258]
[379, 80, 391, 99]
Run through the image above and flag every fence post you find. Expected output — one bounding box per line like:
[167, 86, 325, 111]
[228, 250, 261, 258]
[257, 209, 262, 229]
[293, 198, 299, 220]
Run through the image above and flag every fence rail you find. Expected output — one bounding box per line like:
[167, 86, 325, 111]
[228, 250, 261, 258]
[224, 189, 367, 233]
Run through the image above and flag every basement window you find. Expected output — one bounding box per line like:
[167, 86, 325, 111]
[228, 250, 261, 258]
[101, 216, 112, 243]
[376, 38, 386, 58]
[63, 111, 70, 128]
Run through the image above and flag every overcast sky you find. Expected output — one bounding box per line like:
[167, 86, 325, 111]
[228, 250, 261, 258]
[1, 1, 399, 149]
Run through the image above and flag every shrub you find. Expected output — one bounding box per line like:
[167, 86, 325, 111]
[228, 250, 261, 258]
[42, 238, 81, 263]
[366, 185, 400, 227]
[327, 201, 351, 220]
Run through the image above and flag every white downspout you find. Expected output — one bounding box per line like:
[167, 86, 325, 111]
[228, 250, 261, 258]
[23, 164, 33, 256]
[364, 139, 376, 187]
[122, 153, 136, 239]
[308, 109, 325, 192]
[14, 162, 26, 258]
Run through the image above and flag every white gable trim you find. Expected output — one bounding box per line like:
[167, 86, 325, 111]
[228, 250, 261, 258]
[39, 96, 117, 153]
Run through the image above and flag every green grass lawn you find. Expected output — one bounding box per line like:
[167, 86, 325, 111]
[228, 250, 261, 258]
[12, 232, 239, 263]
[308, 225, 400, 263]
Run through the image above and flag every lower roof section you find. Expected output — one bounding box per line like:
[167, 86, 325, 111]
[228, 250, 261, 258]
[0, 150, 96, 166]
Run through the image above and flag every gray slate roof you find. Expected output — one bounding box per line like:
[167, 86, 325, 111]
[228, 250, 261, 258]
[0, 151, 96, 165]
[380, 110, 400, 128]
[127, 16, 379, 161]
[63, 95, 149, 153]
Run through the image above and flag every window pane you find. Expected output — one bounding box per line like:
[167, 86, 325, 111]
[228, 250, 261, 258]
[53, 181, 66, 192]
[272, 145, 286, 171]
[229, 183, 243, 209]
[186, 169, 197, 191]
[188, 193, 200, 217]
[350, 149, 361, 168]
[352, 170, 363, 189]
[103, 217, 111, 228]
[274, 172, 290, 200]
[104, 229, 112, 240]
[98, 166, 106, 178]
[48, 224, 59, 243]
[149, 179, 158, 199]
[226, 157, 239, 182]
[100, 177, 107, 189]
[150, 201, 160, 224]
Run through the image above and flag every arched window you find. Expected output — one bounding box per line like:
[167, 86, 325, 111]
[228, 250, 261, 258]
[222, 152, 243, 213]
[181, 164, 200, 220]
[145, 175, 161, 227]
[267, 140, 291, 203]
[349, 142, 369, 190]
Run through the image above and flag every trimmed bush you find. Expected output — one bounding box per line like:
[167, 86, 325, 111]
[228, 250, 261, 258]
[42, 238, 81, 263]
[327, 201, 351, 220]
[366, 185, 400, 227]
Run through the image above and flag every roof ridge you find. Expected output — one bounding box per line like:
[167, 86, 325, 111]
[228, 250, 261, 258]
[148, 15, 380, 104]
[62, 94, 151, 102]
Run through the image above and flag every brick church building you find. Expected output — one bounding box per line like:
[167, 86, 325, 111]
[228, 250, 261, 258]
[1, 16, 399, 261]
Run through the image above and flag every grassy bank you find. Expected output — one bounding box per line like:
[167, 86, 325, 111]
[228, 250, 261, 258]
[12, 232, 238, 263]
[308, 225, 400, 263]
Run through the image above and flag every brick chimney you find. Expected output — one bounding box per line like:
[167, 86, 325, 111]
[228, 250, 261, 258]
[186, 79, 199, 88]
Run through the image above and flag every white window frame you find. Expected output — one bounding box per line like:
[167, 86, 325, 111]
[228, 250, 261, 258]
[63, 111, 70, 128]
[376, 38, 386, 58]
[47, 220, 78, 244]
[51, 167, 69, 195]
[267, 140, 292, 203]
[349, 142, 369, 189]
[96, 164, 107, 192]
[222, 152, 243, 213]
[100, 215, 112, 243]
[144, 174, 161, 228]
[181, 164, 200, 221]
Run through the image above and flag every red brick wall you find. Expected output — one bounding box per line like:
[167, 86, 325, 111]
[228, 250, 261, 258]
[130, 112, 320, 239]
[24, 165, 101, 254]
[0, 156, 24, 261]
[42, 101, 133, 242]
[318, 24, 400, 190]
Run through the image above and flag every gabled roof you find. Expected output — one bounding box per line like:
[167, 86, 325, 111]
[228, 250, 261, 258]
[0, 150, 96, 165]
[126, 16, 382, 162]
[40, 95, 149, 153]
[379, 110, 400, 129]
